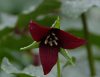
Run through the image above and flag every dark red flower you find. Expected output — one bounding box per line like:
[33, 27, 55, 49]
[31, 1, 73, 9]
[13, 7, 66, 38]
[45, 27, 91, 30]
[29, 21, 86, 75]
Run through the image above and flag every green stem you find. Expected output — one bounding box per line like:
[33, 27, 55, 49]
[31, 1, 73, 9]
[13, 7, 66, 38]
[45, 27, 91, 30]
[81, 13, 96, 77]
[20, 41, 39, 51]
[60, 49, 74, 65]
[57, 58, 61, 77]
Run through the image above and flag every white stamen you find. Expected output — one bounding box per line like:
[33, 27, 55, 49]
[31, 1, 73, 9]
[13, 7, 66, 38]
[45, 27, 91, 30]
[46, 35, 50, 39]
[49, 41, 53, 46]
[53, 40, 58, 45]
[44, 39, 48, 44]
[52, 33, 55, 36]
[54, 36, 58, 40]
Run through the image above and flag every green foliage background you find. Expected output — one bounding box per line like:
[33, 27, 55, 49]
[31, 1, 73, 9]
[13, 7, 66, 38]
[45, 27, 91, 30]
[0, 0, 100, 77]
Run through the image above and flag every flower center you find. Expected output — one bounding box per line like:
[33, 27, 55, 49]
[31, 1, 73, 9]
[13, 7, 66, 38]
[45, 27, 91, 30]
[43, 29, 59, 47]
[44, 32, 59, 47]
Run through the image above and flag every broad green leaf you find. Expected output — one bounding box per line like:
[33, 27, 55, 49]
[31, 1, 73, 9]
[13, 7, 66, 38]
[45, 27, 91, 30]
[16, 0, 61, 28]
[1, 57, 20, 74]
[0, 0, 43, 14]
[0, 34, 32, 51]
[1, 57, 43, 77]
[1, 57, 58, 77]
[0, 71, 15, 77]
[16, 74, 33, 77]
[37, 15, 58, 27]
[0, 32, 32, 63]
[61, 0, 100, 18]
[0, 27, 13, 37]
[94, 56, 100, 61]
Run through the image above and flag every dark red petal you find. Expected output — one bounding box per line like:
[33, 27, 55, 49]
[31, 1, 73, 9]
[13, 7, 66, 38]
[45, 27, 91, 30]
[58, 30, 86, 49]
[29, 21, 50, 41]
[39, 45, 59, 75]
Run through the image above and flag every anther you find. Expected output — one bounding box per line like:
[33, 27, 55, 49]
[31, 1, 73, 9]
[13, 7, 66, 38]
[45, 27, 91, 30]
[54, 36, 58, 40]
[52, 33, 56, 36]
[53, 40, 58, 46]
[46, 35, 50, 39]
[44, 39, 48, 45]
[49, 41, 53, 46]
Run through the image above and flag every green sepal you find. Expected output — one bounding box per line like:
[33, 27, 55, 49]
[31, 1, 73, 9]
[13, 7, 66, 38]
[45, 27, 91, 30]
[60, 48, 75, 65]
[63, 57, 76, 68]
[20, 41, 39, 51]
[52, 16, 60, 29]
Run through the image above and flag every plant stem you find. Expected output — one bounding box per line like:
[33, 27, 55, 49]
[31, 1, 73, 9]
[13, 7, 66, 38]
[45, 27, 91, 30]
[57, 57, 61, 77]
[20, 41, 39, 51]
[81, 13, 96, 77]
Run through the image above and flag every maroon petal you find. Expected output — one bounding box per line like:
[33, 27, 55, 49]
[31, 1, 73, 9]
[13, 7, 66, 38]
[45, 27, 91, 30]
[29, 21, 50, 41]
[58, 30, 86, 49]
[39, 45, 59, 75]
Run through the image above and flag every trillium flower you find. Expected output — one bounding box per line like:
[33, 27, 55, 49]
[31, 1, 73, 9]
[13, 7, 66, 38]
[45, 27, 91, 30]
[29, 20, 86, 75]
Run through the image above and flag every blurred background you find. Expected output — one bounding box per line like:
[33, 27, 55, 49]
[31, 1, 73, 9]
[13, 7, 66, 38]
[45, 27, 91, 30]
[0, 0, 100, 77]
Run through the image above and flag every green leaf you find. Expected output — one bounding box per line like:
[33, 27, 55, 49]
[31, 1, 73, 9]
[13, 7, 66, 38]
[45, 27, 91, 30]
[1, 57, 43, 77]
[0, 34, 32, 51]
[1, 57, 59, 77]
[37, 15, 58, 27]
[52, 16, 60, 29]
[0, 0, 43, 14]
[20, 41, 39, 51]
[94, 56, 100, 61]
[0, 27, 13, 37]
[16, 0, 61, 28]
[1, 57, 20, 74]
[16, 74, 33, 77]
